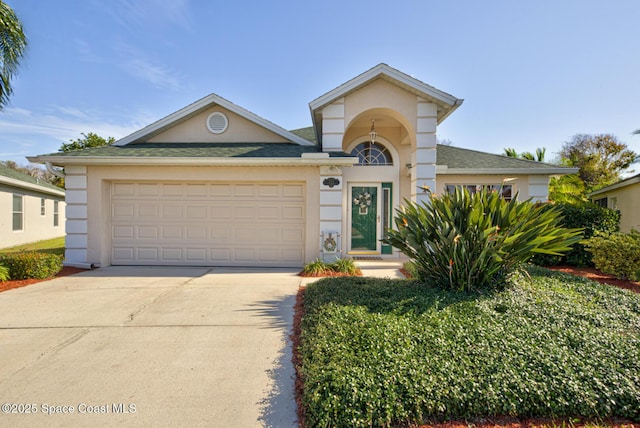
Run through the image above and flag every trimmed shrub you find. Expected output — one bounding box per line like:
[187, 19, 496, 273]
[533, 202, 620, 266]
[583, 230, 640, 280]
[0, 252, 63, 280]
[0, 263, 9, 282]
[382, 187, 582, 291]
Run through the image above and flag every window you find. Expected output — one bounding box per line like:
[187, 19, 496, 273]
[594, 197, 608, 208]
[350, 142, 393, 166]
[13, 194, 23, 231]
[445, 184, 513, 201]
[41, 198, 46, 216]
[53, 201, 59, 227]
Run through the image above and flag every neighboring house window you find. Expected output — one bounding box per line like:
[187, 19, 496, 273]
[41, 198, 46, 216]
[594, 197, 608, 208]
[446, 184, 513, 201]
[53, 201, 59, 227]
[12, 194, 23, 231]
[350, 142, 393, 166]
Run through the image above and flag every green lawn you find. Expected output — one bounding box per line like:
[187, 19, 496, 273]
[0, 237, 65, 256]
[299, 266, 640, 427]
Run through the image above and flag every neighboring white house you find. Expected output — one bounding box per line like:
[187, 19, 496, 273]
[588, 173, 640, 233]
[0, 164, 66, 249]
[29, 64, 575, 268]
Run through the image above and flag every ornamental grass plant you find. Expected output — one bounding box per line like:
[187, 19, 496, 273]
[382, 187, 582, 291]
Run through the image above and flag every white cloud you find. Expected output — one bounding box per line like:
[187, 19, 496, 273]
[120, 57, 182, 91]
[0, 106, 150, 164]
[105, 0, 193, 33]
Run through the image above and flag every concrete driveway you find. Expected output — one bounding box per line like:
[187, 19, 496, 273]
[0, 266, 304, 427]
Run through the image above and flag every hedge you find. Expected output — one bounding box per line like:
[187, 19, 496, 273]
[532, 202, 620, 266]
[0, 252, 63, 280]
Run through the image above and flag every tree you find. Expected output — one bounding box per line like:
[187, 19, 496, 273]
[0, 160, 57, 184]
[559, 134, 637, 191]
[0, 1, 27, 109]
[503, 147, 546, 162]
[548, 174, 588, 205]
[59, 132, 115, 152]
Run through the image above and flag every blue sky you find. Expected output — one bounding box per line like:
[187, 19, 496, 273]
[2, 0, 639, 166]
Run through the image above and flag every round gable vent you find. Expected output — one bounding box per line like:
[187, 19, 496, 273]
[206, 112, 228, 134]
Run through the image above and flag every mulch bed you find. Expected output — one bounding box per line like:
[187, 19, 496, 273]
[298, 269, 363, 278]
[291, 266, 640, 428]
[0, 266, 86, 293]
[547, 265, 640, 294]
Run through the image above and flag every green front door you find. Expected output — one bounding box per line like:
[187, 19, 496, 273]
[351, 186, 378, 251]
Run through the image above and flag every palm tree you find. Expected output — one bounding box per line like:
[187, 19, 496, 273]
[503, 147, 546, 162]
[0, 1, 27, 109]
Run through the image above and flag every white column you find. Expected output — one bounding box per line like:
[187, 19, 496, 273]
[411, 99, 438, 205]
[321, 99, 345, 152]
[319, 166, 343, 261]
[64, 165, 89, 266]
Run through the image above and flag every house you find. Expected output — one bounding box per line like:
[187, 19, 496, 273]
[0, 163, 65, 249]
[28, 64, 574, 268]
[588, 173, 640, 233]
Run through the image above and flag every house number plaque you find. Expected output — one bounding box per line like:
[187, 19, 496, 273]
[323, 177, 340, 188]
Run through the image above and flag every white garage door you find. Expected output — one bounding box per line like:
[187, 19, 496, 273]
[110, 181, 305, 267]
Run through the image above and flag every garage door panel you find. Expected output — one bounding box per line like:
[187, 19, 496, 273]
[162, 205, 182, 218]
[283, 206, 304, 219]
[113, 203, 134, 218]
[138, 226, 159, 239]
[138, 204, 159, 217]
[210, 206, 231, 219]
[111, 182, 305, 267]
[137, 248, 159, 261]
[162, 225, 183, 239]
[161, 248, 182, 261]
[162, 184, 183, 196]
[186, 184, 207, 196]
[283, 184, 304, 197]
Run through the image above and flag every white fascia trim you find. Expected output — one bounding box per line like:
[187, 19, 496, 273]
[114, 93, 314, 147]
[309, 63, 461, 112]
[588, 175, 640, 197]
[438, 168, 579, 175]
[27, 156, 358, 167]
[0, 175, 65, 197]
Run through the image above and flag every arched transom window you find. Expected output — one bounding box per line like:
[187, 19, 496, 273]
[350, 142, 393, 166]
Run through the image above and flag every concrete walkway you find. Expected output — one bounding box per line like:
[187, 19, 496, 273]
[0, 267, 302, 428]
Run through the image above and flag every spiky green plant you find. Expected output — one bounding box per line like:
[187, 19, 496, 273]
[329, 257, 359, 275]
[302, 259, 329, 276]
[382, 187, 583, 291]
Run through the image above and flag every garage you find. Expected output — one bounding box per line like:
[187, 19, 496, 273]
[110, 181, 305, 267]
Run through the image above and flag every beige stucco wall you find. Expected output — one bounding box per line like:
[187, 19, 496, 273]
[148, 106, 288, 143]
[84, 165, 321, 267]
[343, 79, 418, 141]
[592, 183, 640, 233]
[0, 184, 65, 249]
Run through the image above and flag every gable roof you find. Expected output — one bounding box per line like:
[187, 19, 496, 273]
[0, 164, 65, 197]
[436, 145, 578, 175]
[588, 173, 640, 197]
[114, 93, 314, 147]
[309, 63, 464, 143]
